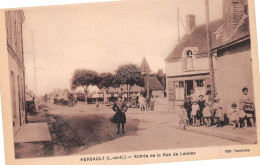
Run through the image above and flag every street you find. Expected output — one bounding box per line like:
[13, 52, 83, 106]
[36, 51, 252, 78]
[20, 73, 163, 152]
[15, 101, 256, 158]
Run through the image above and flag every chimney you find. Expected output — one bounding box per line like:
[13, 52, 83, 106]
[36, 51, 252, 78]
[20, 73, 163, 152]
[222, 0, 248, 41]
[186, 15, 196, 32]
[157, 69, 163, 77]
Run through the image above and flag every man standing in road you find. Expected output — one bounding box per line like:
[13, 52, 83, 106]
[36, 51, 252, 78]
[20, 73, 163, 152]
[112, 95, 128, 134]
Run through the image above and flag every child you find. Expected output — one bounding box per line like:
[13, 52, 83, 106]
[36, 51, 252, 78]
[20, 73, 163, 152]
[197, 95, 206, 126]
[139, 94, 145, 111]
[191, 102, 200, 126]
[178, 106, 189, 131]
[203, 98, 213, 127]
[229, 103, 240, 129]
[213, 98, 223, 127]
[184, 96, 192, 126]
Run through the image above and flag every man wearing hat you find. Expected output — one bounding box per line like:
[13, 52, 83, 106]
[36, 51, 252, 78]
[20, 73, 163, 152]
[184, 95, 192, 126]
[112, 94, 128, 134]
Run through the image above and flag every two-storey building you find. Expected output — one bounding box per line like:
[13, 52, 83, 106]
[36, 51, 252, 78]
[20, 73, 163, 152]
[6, 10, 26, 134]
[165, 15, 222, 106]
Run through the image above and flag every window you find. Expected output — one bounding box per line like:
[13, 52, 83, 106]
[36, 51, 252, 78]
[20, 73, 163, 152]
[196, 80, 204, 87]
[183, 50, 194, 70]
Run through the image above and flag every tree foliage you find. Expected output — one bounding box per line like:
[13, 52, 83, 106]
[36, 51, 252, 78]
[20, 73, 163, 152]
[71, 69, 99, 94]
[114, 64, 144, 87]
[98, 72, 114, 89]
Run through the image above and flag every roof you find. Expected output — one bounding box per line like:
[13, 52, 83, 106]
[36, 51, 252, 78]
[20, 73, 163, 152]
[165, 19, 222, 60]
[212, 15, 250, 50]
[140, 57, 151, 73]
[144, 76, 164, 90]
[108, 87, 118, 94]
[98, 88, 106, 94]
[120, 85, 144, 93]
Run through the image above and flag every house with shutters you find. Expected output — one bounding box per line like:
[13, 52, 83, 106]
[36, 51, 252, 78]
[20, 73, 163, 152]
[165, 14, 222, 106]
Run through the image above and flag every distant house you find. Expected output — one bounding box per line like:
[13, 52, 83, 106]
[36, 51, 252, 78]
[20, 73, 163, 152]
[107, 87, 118, 102]
[144, 76, 165, 98]
[6, 10, 26, 133]
[212, 0, 253, 111]
[165, 14, 222, 104]
[75, 92, 86, 102]
[119, 85, 144, 99]
[90, 88, 105, 103]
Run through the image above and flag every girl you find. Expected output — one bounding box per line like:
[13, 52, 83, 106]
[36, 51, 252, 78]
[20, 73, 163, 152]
[191, 102, 200, 126]
[178, 105, 188, 131]
[203, 99, 213, 127]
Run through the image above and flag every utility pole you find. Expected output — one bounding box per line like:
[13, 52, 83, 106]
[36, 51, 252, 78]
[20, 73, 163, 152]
[31, 30, 39, 112]
[177, 8, 180, 42]
[205, 0, 216, 100]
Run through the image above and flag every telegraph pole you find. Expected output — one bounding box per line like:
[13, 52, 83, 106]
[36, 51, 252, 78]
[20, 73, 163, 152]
[177, 8, 180, 42]
[205, 0, 216, 100]
[31, 30, 38, 112]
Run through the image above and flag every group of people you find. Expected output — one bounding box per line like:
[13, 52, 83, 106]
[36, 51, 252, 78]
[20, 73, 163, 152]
[179, 87, 255, 130]
[139, 95, 154, 111]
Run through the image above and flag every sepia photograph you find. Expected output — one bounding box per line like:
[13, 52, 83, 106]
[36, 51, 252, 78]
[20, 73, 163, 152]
[0, 0, 260, 164]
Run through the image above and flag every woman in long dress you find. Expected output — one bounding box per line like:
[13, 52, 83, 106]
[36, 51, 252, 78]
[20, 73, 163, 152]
[112, 96, 128, 134]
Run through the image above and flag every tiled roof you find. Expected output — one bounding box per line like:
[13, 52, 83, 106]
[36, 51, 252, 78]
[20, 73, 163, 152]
[144, 76, 164, 90]
[165, 19, 222, 60]
[212, 14, 250, 49]
[120, 85, 144, 93]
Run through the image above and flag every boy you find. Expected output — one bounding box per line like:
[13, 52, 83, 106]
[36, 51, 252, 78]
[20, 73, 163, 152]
[184, 96, 192, 126]
[229, 103, 240, 128]
[212, 98, 223, 127]
[197, 95, 206, 126]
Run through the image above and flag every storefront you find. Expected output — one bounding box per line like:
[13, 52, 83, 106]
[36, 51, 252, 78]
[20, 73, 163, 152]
[167, 73, 210, 101]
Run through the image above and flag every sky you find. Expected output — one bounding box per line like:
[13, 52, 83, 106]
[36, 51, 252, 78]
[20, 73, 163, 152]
[22, 0, 223, 96]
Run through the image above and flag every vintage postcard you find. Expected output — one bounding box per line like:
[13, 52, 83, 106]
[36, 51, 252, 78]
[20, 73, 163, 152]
[0, 0, 260, 164]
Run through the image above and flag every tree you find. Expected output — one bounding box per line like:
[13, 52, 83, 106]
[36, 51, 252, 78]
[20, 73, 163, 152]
[98, 72, 115, 89]
[114, 64, 144, 101]
[71, 69, 99, 103]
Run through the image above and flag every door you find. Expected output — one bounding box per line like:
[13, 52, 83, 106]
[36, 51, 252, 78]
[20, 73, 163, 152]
[185, 80, 194, 97]
[168, 81, 175, 101]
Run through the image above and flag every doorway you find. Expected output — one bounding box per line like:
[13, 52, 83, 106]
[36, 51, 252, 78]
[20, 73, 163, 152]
[185, 80, 193, 97]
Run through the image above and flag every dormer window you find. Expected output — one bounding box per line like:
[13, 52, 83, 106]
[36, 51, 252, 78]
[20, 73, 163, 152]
[183, 50, 194, 70]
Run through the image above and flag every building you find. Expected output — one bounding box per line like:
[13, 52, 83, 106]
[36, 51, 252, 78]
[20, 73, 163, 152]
[144, 76, 165, 98]
[212, 0, 253, 112]
[119, 85, 144, 98]
[6, 10, 26, 134]
[165, 14, 222, 105]
[107, 87, 119, 102]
